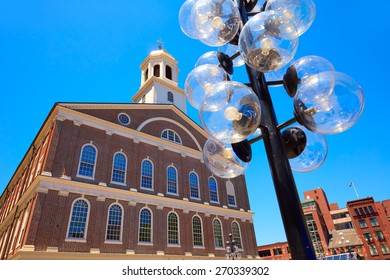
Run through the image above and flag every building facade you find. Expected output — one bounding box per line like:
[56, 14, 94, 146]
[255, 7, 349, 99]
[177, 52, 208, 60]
[0, 49, 258, 260]
[258, 188, 390, 260]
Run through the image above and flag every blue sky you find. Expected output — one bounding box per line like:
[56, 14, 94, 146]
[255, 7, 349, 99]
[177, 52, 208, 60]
[1, 1, 389, 246]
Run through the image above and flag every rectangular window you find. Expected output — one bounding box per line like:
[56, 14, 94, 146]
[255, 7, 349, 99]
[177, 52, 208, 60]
[369, 217, 379, 227]
[380, 243, 390, 254]
[359, 219, 368, 228]
[359, 208, 365, 215]
[273, 248, 283, 255]
[259, 250, 271, 257]
[369, 245, 379, 256]
[368, 206, 374, 213]
[363, 232, 373, 242]
[228, 195, 236, 206]
[354, 208, 360, 216]
[375, 230, 385, 241]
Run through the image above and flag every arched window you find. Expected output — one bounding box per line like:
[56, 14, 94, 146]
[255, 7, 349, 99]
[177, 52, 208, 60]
[154, 65, 160, 77]
[67, 199, 89, 239]
[139, 208, 152, 243]
[144, 69, 149, 82]
[167, 212, 179, 245]
[167, 91, 174, 102]
[111, 152, 127, 184]
[226, 180, 237, 206]
[232, 221, 242, 249]
[161, 129, 182, 144]
[106, 204, 123, 241]
[192, 216, 203, 247]
[141, 159, 153, 189]
[209, 177, 219, 203]
[167, 166, 178, 194]
[166, 65, 172, 80]
[213, 219, 224, 248]
[77, 144, 97, 178]
[189, 172, 200, 199]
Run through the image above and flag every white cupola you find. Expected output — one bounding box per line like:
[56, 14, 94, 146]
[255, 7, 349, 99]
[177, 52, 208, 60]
[131, 45, 187, 113]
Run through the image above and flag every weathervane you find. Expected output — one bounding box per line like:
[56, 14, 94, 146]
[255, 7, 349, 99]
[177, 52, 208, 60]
[157, 39, 164, 50]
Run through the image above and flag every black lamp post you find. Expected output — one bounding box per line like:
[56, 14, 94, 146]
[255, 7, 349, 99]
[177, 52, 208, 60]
[179, 0, 364, 260]
[226, 233, 241, 260]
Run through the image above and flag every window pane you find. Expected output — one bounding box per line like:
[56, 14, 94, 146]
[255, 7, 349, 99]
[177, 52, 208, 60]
[68, 200, 88, 239]
[106, 205, 122, 241]
[161, 129, 181, 144]
[78, 145, 96, 177]
[232, 222, 242, 249]
[193, 217, 203, 246]
[228, 195, 236, 206]
[190, 173, 199, 199]
[209, 178, 218, 203]
[139, 209, 152, 243]
[141, 160, 153, 189]
[213, 220, 223, 248]
[370, 217, 379, 226]
[168, 213, 179, 245]
[167, 167, 177, 194]
[359, 219, 368, 228]
[112, 153, 126, 183]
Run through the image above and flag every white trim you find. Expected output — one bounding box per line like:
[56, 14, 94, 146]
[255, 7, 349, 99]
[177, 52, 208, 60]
[189, 171, 200, 200]
[208, 176, 220, 204]
[117, 112, 131, 126]
[137, 117, 202, 151]
[212, 217, 224, 249]
[105, 203, 124, 243]
[166, 165, 179, 195]
[138, 207, 153, 244]
[76, 143, 98, 180]
[32, 176, 254, 222]
[56, 107, 204, 160]
[140, 158, 154, 191]
[161, 128, 182, 145]
[66, 198, 91, 241]
[167, 211, 180, 246]
[231, 220, 244, 250]
[192, 215, 204, 247]
[110, 152, 128, 186]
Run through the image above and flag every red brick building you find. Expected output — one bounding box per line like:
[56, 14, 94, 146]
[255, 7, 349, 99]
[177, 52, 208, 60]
[258, 188, 390, 260]
[0, 49, 258, 260]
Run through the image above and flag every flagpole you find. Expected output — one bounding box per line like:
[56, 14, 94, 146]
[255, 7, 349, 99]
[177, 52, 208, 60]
[350, 181, 360, 199]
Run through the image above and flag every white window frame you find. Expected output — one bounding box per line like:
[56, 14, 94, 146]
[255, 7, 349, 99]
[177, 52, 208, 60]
[213, 218, 224, 249]
[140, 158, 154, 191]
[77, 143, 98, 180]
[138, 207, 153, 245]
[231, 221, 244, 250]
[167, 211, 180, 246]
[189, 171, 200, 200]
[105, 203, 124, 243]
[166, 165, 179, 195]
[110, 152, 127, 186]
[208, 176, 219, 204]
[161, 129, 182, 144]
[66, 198, 91, 242]
[192, 215, 204, 248]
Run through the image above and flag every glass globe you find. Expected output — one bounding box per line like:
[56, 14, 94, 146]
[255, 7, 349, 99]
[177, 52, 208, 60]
[284, 55, 334, 96]
[185, 64, 228, 110]
[195, 51, 220, 67]
[199, 81, 261, 144]
[265, 58, 294, 84]
[218, 43, 245, 67]
[288, 125, 328, 172]
[294, 72, 365, 134]
[265, 0, 316, 36]
[179, 0, 199, 39]
[238, 10, 298, 72]
[203, 138, 249, 178]
[192, 0, 241, 47]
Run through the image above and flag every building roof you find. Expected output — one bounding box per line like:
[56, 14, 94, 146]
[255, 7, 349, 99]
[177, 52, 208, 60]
[327, 229, 363, 249]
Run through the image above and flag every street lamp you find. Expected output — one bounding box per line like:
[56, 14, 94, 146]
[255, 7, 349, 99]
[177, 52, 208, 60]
[226, 233, 241, 260]
[179, 0, 364, 260]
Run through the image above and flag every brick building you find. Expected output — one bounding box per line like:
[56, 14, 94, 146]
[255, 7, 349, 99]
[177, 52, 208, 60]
[258, 188, 390, 260]
[0, 49, 258, 260]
